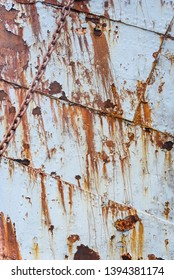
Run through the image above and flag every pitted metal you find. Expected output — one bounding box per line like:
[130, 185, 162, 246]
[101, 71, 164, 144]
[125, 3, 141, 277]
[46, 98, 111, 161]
[0, 0, 74, 157]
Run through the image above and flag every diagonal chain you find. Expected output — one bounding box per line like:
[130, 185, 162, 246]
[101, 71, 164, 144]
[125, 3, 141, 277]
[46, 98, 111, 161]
[0, 0, 74, 157]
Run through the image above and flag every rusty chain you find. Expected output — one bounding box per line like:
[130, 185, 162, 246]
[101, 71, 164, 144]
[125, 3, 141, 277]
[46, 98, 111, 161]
[0, 0, 74, 157]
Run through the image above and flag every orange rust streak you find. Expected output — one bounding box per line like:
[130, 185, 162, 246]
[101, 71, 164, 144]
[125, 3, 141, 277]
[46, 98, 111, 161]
[165, 239, 169, 252]
[57, 180, 66, 213]
[0, 212, 22, 260]
[38, 115, 51, 159]
[138, 221, 144, 259]
[155, 131, 165, 149]
[68, 106, 81, 144]
[40, 175, 51, 227]
[90, 25, 111, 93]
[131, 227, 137, 259]
[101, 205, 109, 228]
[143, 102, 152, 126]
[102, 163, 107, 179]
[81, 109, 95, 158]
[68, 185, 74, 215]
[111, 83, 122, 112]
[61, 104, 70, 133]
[33, 242, 39, 260]
[67, 234, 80, 255]
[25, 4, 41, 37]
[121, 234, 127, 255]
[164, 201, 170, 220]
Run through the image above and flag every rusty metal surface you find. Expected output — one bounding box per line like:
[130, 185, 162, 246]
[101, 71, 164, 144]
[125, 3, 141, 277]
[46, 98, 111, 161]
[0, 0, 174, 259]
[0, 0, 74, 156]
[0, 158, 174, 260]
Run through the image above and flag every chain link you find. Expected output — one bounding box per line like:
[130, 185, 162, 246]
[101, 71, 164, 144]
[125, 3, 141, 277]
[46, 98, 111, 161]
[0, 0, 74, 157]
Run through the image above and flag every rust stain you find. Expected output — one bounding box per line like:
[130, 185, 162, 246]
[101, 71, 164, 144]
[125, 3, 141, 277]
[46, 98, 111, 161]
[57, 179, 66, 213]
[120, 234, 127, 255]
[8, 158, 15, 178]
[49, 81, 62, 95]
[102, 200, 133, 228]
[105, 140, 115, 149]
[74, 244, 100, 260]
[162, 141, 173, 151]
[84, 154, 91, 191]
[25, 4, 41, 37]
[75, 175, 81, 188]
[164, 148, 172, 179]
[93, 25, 102, 37]
[148, 254, 164, 260]
[40, 174, 51, 227]
[121, 252, 132, 260]
[127, 132, 135, 147]
[67, 106, 81, 144]
[111, 83, 122, 114]
[86, 14, 100, 25]
[90, 22, 112, 93]
[131, 227, 137, 259]
[136, 81, 146, 100]
[154, 131, 165, 149]
[101, 202, 109, 228]
[133, 81, 152, 126]
[98, 151, 110, 164]
[81, 108, 95, 159]
[148, 254, 156, 260]
[62, 20, 73, 63]
[32, 106, 41, 116]
[107, 115, 116, 138]
[115, 214, 140, 232]
[76, 27, 87, 35]
[9, 106, 16, 115]
[50, 98, 59, 125]
[68, 184, 74, 215]
[103, 99, 115, 109]
[120, 156, 131, 203]
[165, 52, 174, 64]
[61, 104, 70, 133]
[0, 212, 22, 260]
[0, 90, 7, 101]
[134, 101, 152, 126]
[77, 108, 98, 190]
[0, 6, 29, 83]
[0, 87, 15, 125]
[67, 234, 80, 255]
[33, 242, 39, 260]
[102, 200, 132, 217]
[158, 81, 165, 93]
[165, 239, 169, 251]
[104, 1, 109, 18]
[73, 0, 90, 13]
[33, 96, 51, 159]
[67, 234, 80, 243]
[134, 22, 172, 127]
[138, 221, 144, 259]
[164, 201, 170, 220]
[142, 102, 152, 126]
